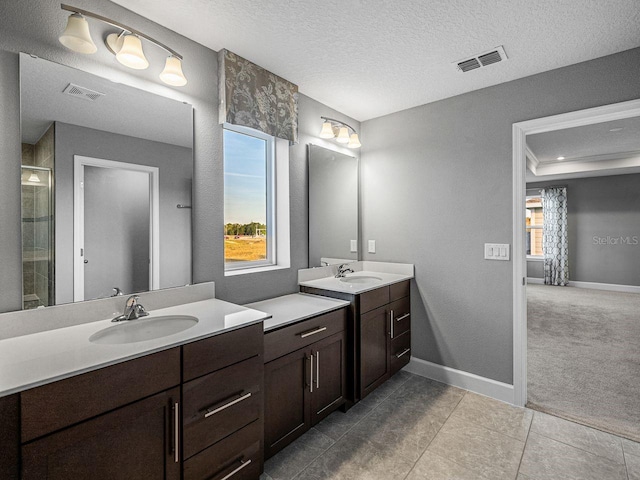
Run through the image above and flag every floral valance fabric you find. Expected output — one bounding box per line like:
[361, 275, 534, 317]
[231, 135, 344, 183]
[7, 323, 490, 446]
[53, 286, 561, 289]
[219, 49, 298, 143]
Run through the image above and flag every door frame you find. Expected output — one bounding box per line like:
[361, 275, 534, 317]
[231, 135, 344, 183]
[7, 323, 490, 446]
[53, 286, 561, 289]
[73, 155, 160, 301]
[511, 98, 640, 406]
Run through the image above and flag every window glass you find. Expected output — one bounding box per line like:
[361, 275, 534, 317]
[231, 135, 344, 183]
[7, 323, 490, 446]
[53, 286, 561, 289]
[223, 128, 271, 267]
[526, 197, 543, 257]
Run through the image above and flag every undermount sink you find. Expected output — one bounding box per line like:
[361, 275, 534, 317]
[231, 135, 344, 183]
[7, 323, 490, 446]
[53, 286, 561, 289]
[339, 275, 383, 284]
[89, 315, 199, 345]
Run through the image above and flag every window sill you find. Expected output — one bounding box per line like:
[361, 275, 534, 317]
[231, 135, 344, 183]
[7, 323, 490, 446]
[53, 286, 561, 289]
[224, 264, 289, 277]
[526, 256, 544, 261]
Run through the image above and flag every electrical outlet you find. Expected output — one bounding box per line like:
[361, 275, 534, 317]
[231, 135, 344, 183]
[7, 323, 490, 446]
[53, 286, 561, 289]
[350, 240, 357, 252]
[368, 240, 376, 253]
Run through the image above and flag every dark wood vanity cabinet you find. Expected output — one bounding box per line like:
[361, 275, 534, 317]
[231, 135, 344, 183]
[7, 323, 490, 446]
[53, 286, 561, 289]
[10, 322, 264, 480]
[301, 279, 411, 403]
[263, 309, 347, 459]
[182, 323, 264, 480]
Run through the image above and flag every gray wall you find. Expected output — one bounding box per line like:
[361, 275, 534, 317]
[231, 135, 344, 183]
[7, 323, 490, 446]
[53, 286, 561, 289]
[527, 174, 640, 286]
[360, 47, 640, 384]
[0, 0, 359, 312]
[54, 122, 192, 304]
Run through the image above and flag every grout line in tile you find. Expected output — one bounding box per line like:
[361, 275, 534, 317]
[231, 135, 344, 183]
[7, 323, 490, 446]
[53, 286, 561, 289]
[622, 445, 630, 480]
[515, 406, 535, 477]
[528, 418, 626, 465]
[399, 389, 468, 480]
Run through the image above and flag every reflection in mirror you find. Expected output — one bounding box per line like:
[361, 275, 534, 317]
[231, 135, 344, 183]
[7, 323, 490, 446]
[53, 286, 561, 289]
[308, 145, 358, 267]
[20, 53, 193, 309]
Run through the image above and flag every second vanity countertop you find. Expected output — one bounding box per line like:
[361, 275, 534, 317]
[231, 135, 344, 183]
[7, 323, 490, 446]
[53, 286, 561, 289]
[298, 261, 415, 295]
[0, 298, 270, 398]
[245, 293, 350, 332]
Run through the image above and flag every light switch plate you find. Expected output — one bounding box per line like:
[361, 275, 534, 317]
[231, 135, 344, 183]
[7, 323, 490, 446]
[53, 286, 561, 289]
[350, 240, 357, 252]
[484, 243, 510, 261]
[368, 240, 376, 253]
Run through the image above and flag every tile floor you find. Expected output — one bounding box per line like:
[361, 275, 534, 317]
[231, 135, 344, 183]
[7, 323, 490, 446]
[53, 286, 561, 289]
[260, 372, 640, 480]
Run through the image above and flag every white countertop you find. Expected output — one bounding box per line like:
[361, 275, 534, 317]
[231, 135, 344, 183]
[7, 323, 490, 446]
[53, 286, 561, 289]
[245, 293, 350, 332]
[299, 270, 414, 295]
[0, 299, 269, 398]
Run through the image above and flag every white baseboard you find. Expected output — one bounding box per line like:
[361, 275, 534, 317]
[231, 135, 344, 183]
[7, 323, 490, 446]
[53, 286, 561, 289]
[403, 357, 515, 404]
[527, 277, 640, 294]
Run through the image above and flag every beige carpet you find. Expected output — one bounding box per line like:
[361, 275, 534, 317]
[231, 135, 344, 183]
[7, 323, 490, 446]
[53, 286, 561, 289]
[527, 284, 640, 442]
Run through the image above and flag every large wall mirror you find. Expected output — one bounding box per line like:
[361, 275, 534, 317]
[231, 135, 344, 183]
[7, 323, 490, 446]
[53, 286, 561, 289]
[20, 53, 193, 309]
[308, 145, 358, 267]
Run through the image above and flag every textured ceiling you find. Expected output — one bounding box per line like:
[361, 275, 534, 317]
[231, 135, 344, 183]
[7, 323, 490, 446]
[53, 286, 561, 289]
[110, 0, 640, 121]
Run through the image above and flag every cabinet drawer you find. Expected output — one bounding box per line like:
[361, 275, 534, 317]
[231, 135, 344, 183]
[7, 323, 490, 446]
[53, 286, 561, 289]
[389, 297, 411, 339]
[390, 280, 410, 301]
[359, 286, 390, 314]
[264, 308, 346, 363]
[183, 323, 263, 382]
[21, 347, 180, 443]
[183, 355, 263, 460]
[390, 331, 411, 374]
[183, 420, 261, 480]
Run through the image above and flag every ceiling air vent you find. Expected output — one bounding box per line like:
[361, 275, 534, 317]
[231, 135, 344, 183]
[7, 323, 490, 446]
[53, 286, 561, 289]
[453, 46, 508, 73]
[62, 83, 105, 101]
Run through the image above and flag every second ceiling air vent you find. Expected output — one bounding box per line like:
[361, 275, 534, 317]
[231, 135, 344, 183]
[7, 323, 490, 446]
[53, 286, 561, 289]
[62, 83, 106, 101]
[453, 46, 508, 73]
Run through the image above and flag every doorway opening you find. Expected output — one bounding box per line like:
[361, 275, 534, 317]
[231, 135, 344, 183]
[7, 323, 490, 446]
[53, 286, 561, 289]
[73, 156, 159, 301]
[512, 99, 640, 441]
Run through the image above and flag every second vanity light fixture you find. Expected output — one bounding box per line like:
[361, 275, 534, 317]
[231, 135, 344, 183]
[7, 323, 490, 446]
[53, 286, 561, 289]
[319, 117, 361, 149]
[58, 4, 188, 86]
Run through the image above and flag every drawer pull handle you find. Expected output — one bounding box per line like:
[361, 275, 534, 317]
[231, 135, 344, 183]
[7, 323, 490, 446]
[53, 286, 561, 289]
[204, 392, 252, 418]
[396, 348, 411, 359]
[395, 313, 411, 322]
[316, 351, 320, 389]
[310, 354, 314, 393]
[220, 459, 252, 480]
[173, 402, 180, 463]
[299, 326, 327, 338]
[390, 310, 394, 338]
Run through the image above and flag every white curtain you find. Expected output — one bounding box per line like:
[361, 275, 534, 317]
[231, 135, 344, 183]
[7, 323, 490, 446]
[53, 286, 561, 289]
[541, 187, 569, 286]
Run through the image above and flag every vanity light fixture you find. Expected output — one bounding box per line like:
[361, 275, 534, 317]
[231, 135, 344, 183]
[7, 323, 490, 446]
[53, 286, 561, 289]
[28, 171, 41, 183]
[59, 4, 188, 86]
[319, 116, 362, 149]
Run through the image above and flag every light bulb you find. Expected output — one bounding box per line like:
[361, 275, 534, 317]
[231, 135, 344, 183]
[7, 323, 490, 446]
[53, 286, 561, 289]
[59, 13, 97, 54]
[319, 121, 335, 138]
[115, 35, 149, 70]
[336, 126, 350, 144]
[159, 56, 188, 86]
[347, 133, 361, 149]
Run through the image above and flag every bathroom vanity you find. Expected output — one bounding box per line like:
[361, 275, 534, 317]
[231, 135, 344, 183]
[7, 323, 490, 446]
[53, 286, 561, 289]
[298, 262, 414, 402]
[247, 294, 350, 458]
[0, 296, 268, 480]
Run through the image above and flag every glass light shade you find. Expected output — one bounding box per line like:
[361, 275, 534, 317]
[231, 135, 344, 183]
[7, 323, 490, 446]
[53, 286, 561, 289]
[59, 13, 97, 54]
[347, 133, 361, 149]
[336, 126, 350, 143]
[319, 121, 335, 138]
[159, 56, 188, 86]
[115, 35, 149, 70]
[28, 172, 40, 183]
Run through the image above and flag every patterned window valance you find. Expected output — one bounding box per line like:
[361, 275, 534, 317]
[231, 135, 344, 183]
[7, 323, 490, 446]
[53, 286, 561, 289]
[219, 49, 298, 143]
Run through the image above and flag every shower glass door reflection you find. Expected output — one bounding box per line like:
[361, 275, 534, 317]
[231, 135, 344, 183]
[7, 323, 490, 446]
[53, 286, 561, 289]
[21, 166, 54, 309]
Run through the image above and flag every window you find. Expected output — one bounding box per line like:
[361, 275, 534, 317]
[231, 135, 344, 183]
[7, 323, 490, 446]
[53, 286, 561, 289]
[526, 196, 543, 258]
[223, 124, 275, 270]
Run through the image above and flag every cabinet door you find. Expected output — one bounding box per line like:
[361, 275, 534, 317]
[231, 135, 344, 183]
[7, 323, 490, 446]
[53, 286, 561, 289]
[310, 331, 346, 426]
[264, 347, 311, 458]
[360, 305, 390, 399]
[22, 387, 181, 480]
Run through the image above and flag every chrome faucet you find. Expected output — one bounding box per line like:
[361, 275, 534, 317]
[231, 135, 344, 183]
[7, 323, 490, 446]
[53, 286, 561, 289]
[112, 295, 149, 322]
[335, 264, 355, 278]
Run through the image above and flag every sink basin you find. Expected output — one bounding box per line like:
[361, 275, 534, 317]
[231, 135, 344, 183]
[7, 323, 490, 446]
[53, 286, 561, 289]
[339, 275, 383, 284]
[89, 315, 199, 345]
